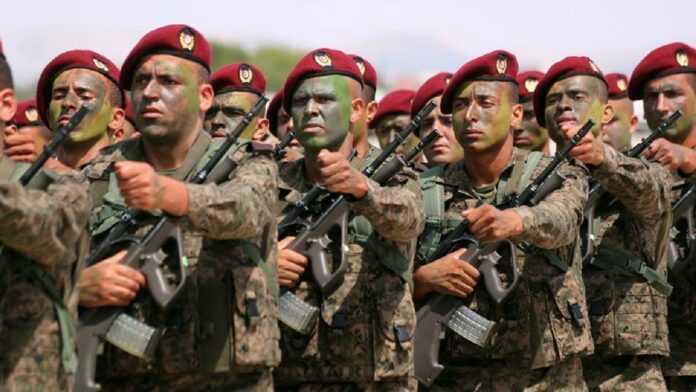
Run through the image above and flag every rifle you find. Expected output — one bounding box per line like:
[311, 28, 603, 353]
[75, 96, 268, 392]
[414, 120, 594, 386]
[273, 130, 296, 161]
[582, 111, 682, 263]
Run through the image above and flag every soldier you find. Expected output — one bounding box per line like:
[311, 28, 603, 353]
[0, 42, 91, 391]
[514, 70, 550, 154]
[120, 95, 138, 140]
[267, 92, 302, 162]
[536, 57, 672, 391]
[349, 54, 379, 159]
[35, 50, 126, 171]
[371, 89, 421, 158]
[77, 24, 280, 391]
[274, 47, 423, 391]
[5, 99, 51, 163]
[628, 42, 696, 392]
[412, 50, 593, 391]
[601, 73, 638, 152]
[205, 62, 269, 141]
[411, 72, 463, 167]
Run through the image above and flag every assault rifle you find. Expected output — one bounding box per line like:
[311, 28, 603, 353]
[75, 96, 268, 392]
[414, 120, 594, 386]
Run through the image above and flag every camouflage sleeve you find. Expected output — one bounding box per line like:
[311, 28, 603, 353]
[350, 168, 424, 243]
[510, 162, 588, 249]
[0, 174, 90, 266]
[184, 153, 278, 240]
[591, 143, 672, 222]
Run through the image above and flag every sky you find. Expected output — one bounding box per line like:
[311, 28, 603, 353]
[3, 0, 695, 94]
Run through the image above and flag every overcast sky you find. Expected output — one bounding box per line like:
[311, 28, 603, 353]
[3, 0, 695, 92]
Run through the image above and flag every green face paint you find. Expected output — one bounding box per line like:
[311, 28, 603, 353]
[48, 68, 115, 143]
[451, 81, 513, 152]
[204, 91, 259, 139]
[375, 113, 411, 151]
[514, 100, 549, 151]
[290, 74, 352, 154]
[544, 75, 606, 145]
[130, 54, 202, 144]
[601, 98, 633, 151]
[643, 73, 696, 143]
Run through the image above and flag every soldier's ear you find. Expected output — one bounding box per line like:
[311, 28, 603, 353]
[252, 118, 270, 141]
[0, 88, 17, 123]
[365, 101, 378, 123]
[601, 102, 615, 126]
[199, 83, 214, 113]
[107, 107, 125, 132]
[509, 103, 523, 130]
[349, 97, 365, 125]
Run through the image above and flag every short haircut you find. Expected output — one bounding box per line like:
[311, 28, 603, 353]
[0, 57, 14, 90]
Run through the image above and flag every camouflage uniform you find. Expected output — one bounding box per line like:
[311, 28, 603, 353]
[84, 131, 281, 391]
[417, 147, 593, 392]
[0, 155, 91, 392]
[663, 148, 696, 392]
[581, 144, 672, 392]
[274, 145, 424, 391]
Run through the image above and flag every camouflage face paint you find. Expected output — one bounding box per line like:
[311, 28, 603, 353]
[375, 113, 411, 152]
[643, 73, 696, 143]
[544, 75, 606, 145]
[513, 100, 549, 151]
[130, 54, 202, 145]
[418, 96, 463, 164]
[452, 80, 513, 152]
[204, 91, 259, 139]
[48, 68, 115, 143]
[290, 74, 352, 154]
[601, 98, 633, 151]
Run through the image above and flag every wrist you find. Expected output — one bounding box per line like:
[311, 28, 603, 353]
[158, 176, 189, 216]
[412, 267, 432, 300]
[680, 148, 696, 175]
[351, 172, 369, 199]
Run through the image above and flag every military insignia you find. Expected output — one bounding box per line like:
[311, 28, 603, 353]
[617, 78, 627, 91]
[524, 78, 539, 93]
[589, 59, 601, 73]
[179, 29, 195, 51]
[314, 51, 332, 68]
[496, 54, 508, 74]
[93, 58, 109, 73]
[25, 108, 38, 123]
[239, 64, 253, 84]
[676, 50, 689, 67]
[444, 75, 452, 85]
[355, 59, 366, 76]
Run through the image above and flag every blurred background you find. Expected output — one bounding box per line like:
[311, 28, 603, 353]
[4, 0, 694, 139]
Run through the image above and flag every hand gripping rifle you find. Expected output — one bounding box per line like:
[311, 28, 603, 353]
[75, 97, 268, 392]
[414, 120, 594, 386]
[276, 102, 437, 334]
[273, 130, 296, 161]
[582, 111, 682, 263]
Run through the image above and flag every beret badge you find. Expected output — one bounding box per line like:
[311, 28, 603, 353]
[179, 29, 195, 51]
[313, 51, 332, 68]
[239, 64, 253, 84]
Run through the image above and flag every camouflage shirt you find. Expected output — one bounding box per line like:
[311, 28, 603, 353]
[275, 144, 424, 384]
[83, 131, 281, 382]
[421, 147, 593, 370]
[584, 143, 672, 358]
[0, 155, 91, 390]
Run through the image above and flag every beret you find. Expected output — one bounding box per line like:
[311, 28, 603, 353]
[441, 50, 518, 114]
[534, 56, 606, 126]
[13, 99, 41, 127]
[349, 54, 378, 90]
[282, 48, 363, 113]
[36, 49, 122, 125]
[369, 89, 415, 129]
[628, 42, 696, 100]
[120, 24, 211, 89]
[211, 62, 266, 96]
[267, 91, 283, 136]
[411, 72, 451, 117]
[605, 72, 630, 99]
[516, 70, 544, 102]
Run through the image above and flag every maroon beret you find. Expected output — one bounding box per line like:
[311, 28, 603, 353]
[211, 62, 266, 97]
[267, 91, 284, 136]
[517, 70, 544, 102]
[282, 48, 363, 113]
[628, 42, 696, 100]
[120, 24, 211, 89]
[534, 56, 606, 127]
[369, 89, 415, 128]
[605, 73, 630, 99]
[411, 72, 451, 117]
[349, 54, 378, 90]
[36, 49, 122, 125]
[441, 50, 518, 114]
[13, 99, 41, 127]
